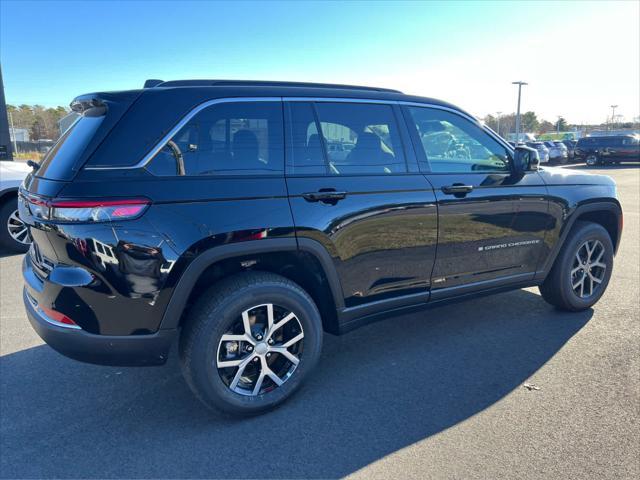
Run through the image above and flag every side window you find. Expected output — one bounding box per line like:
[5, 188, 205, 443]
[314, 103, 406, 174]
[287, 102, 407, 175]
[406, 107, 510, 173]
[148, 102, 283, 176]
[286, 102, 327, 174]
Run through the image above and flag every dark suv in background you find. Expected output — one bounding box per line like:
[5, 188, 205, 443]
[575, 135, 640, 166]
[20, 80, 622, 415]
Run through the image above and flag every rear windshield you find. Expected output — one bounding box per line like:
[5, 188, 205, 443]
[36, 116, 104, 180]
[33, 90, 141, 181]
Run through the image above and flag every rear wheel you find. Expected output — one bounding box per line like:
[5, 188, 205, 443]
[540, 221, 613, 311]
[179, 271, 323, 415]
[0, 196, 30, 253]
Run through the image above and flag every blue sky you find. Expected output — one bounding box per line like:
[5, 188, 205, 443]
[1, 0, 638, 123]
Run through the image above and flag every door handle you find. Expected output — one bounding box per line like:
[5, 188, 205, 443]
[302, 189, 347, 203]
[441, 184, 474, 195]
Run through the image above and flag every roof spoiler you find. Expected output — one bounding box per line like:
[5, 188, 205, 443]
[143, 79, 164, 88]
[69, 94, 107, 117]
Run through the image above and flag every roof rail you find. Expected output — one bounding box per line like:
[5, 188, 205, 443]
[152, 79, 402, 93]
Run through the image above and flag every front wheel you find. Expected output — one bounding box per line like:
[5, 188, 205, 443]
[540, 221, 613, 311]
[179, 271, 323, 415]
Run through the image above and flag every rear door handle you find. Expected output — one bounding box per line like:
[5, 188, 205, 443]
[441, 184, 474, 195]
[302, 189, 347, 203]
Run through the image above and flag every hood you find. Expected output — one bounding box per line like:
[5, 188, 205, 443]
[537, 166, 616, 186]
[0, 161, 32, 184]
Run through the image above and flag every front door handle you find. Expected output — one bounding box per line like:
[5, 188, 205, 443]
[302, 189, 347, 204]
[441, 184, 474, 196]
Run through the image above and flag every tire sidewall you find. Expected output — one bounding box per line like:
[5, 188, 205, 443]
[188, 282, 322, 414]
[555, 223, 613, 310]
[0, 197, 30, 253]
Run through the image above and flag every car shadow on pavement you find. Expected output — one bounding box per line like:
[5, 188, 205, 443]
[0, 289, 591, 479]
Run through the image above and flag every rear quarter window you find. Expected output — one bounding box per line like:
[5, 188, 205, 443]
[36, 116, 104, 180]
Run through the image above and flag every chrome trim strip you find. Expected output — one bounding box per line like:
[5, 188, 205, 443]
[84, 97, 283, 171]
[84, 95, 513, 171]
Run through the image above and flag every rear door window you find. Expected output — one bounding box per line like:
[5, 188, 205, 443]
[285, 102, 326, 174]
[148, 101, 284, 176]
[286, 102, 406, 175]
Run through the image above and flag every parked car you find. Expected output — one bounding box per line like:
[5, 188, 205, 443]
[526, 141, 550, 163]
[543, 141, 569, 164]
[20, 80, 622, 415]
[562, 139, 577, 160]
[553, 141, 570, 163]
[574, 135, 640, 166]
[0, 161, 32, 252]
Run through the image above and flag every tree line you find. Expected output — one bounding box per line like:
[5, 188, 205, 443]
[6, 103, 639, 143]
[7, 104, 70, 141]
[483, 111, 640, 137]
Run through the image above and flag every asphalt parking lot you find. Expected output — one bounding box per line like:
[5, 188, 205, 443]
[1, 165, 638, 479]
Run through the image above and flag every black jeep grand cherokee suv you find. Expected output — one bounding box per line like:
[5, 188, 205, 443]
[20, 80, 622, 415]
[574, 135, 640, 166]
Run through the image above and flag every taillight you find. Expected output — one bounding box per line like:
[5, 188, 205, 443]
[50, 199, 150, 223]
[23, 194, 150, 223]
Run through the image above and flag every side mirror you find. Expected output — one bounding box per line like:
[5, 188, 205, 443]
[513, 145, 539, 174]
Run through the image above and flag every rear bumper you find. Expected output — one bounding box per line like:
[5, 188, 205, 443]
[23, 288, 176, 366]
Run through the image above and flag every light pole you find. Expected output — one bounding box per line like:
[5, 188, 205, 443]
[512, 81, 528, 144]
[496, 111, 502, 136]
[557, 116, 561, 134]
[610, 105, 618, 131]
[8, 110, 18, 155]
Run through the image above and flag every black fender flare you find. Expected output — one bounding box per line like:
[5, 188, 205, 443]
[159, 237, 344, 330]
[535, 200, 622, 281]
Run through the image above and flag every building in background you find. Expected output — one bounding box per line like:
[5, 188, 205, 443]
[588, 129, 640, 137]
[9, 127, 29, 142]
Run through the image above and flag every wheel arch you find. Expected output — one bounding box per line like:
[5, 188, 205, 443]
[159, 238, 344, 335]
[536, 200, 622, 280]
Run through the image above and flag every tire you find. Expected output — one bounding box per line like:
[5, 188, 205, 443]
[179, 271, 323, 415]
[539, 221, 613, 311]
[0, 196, 30, 253]
[585, 155, 598, 167]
